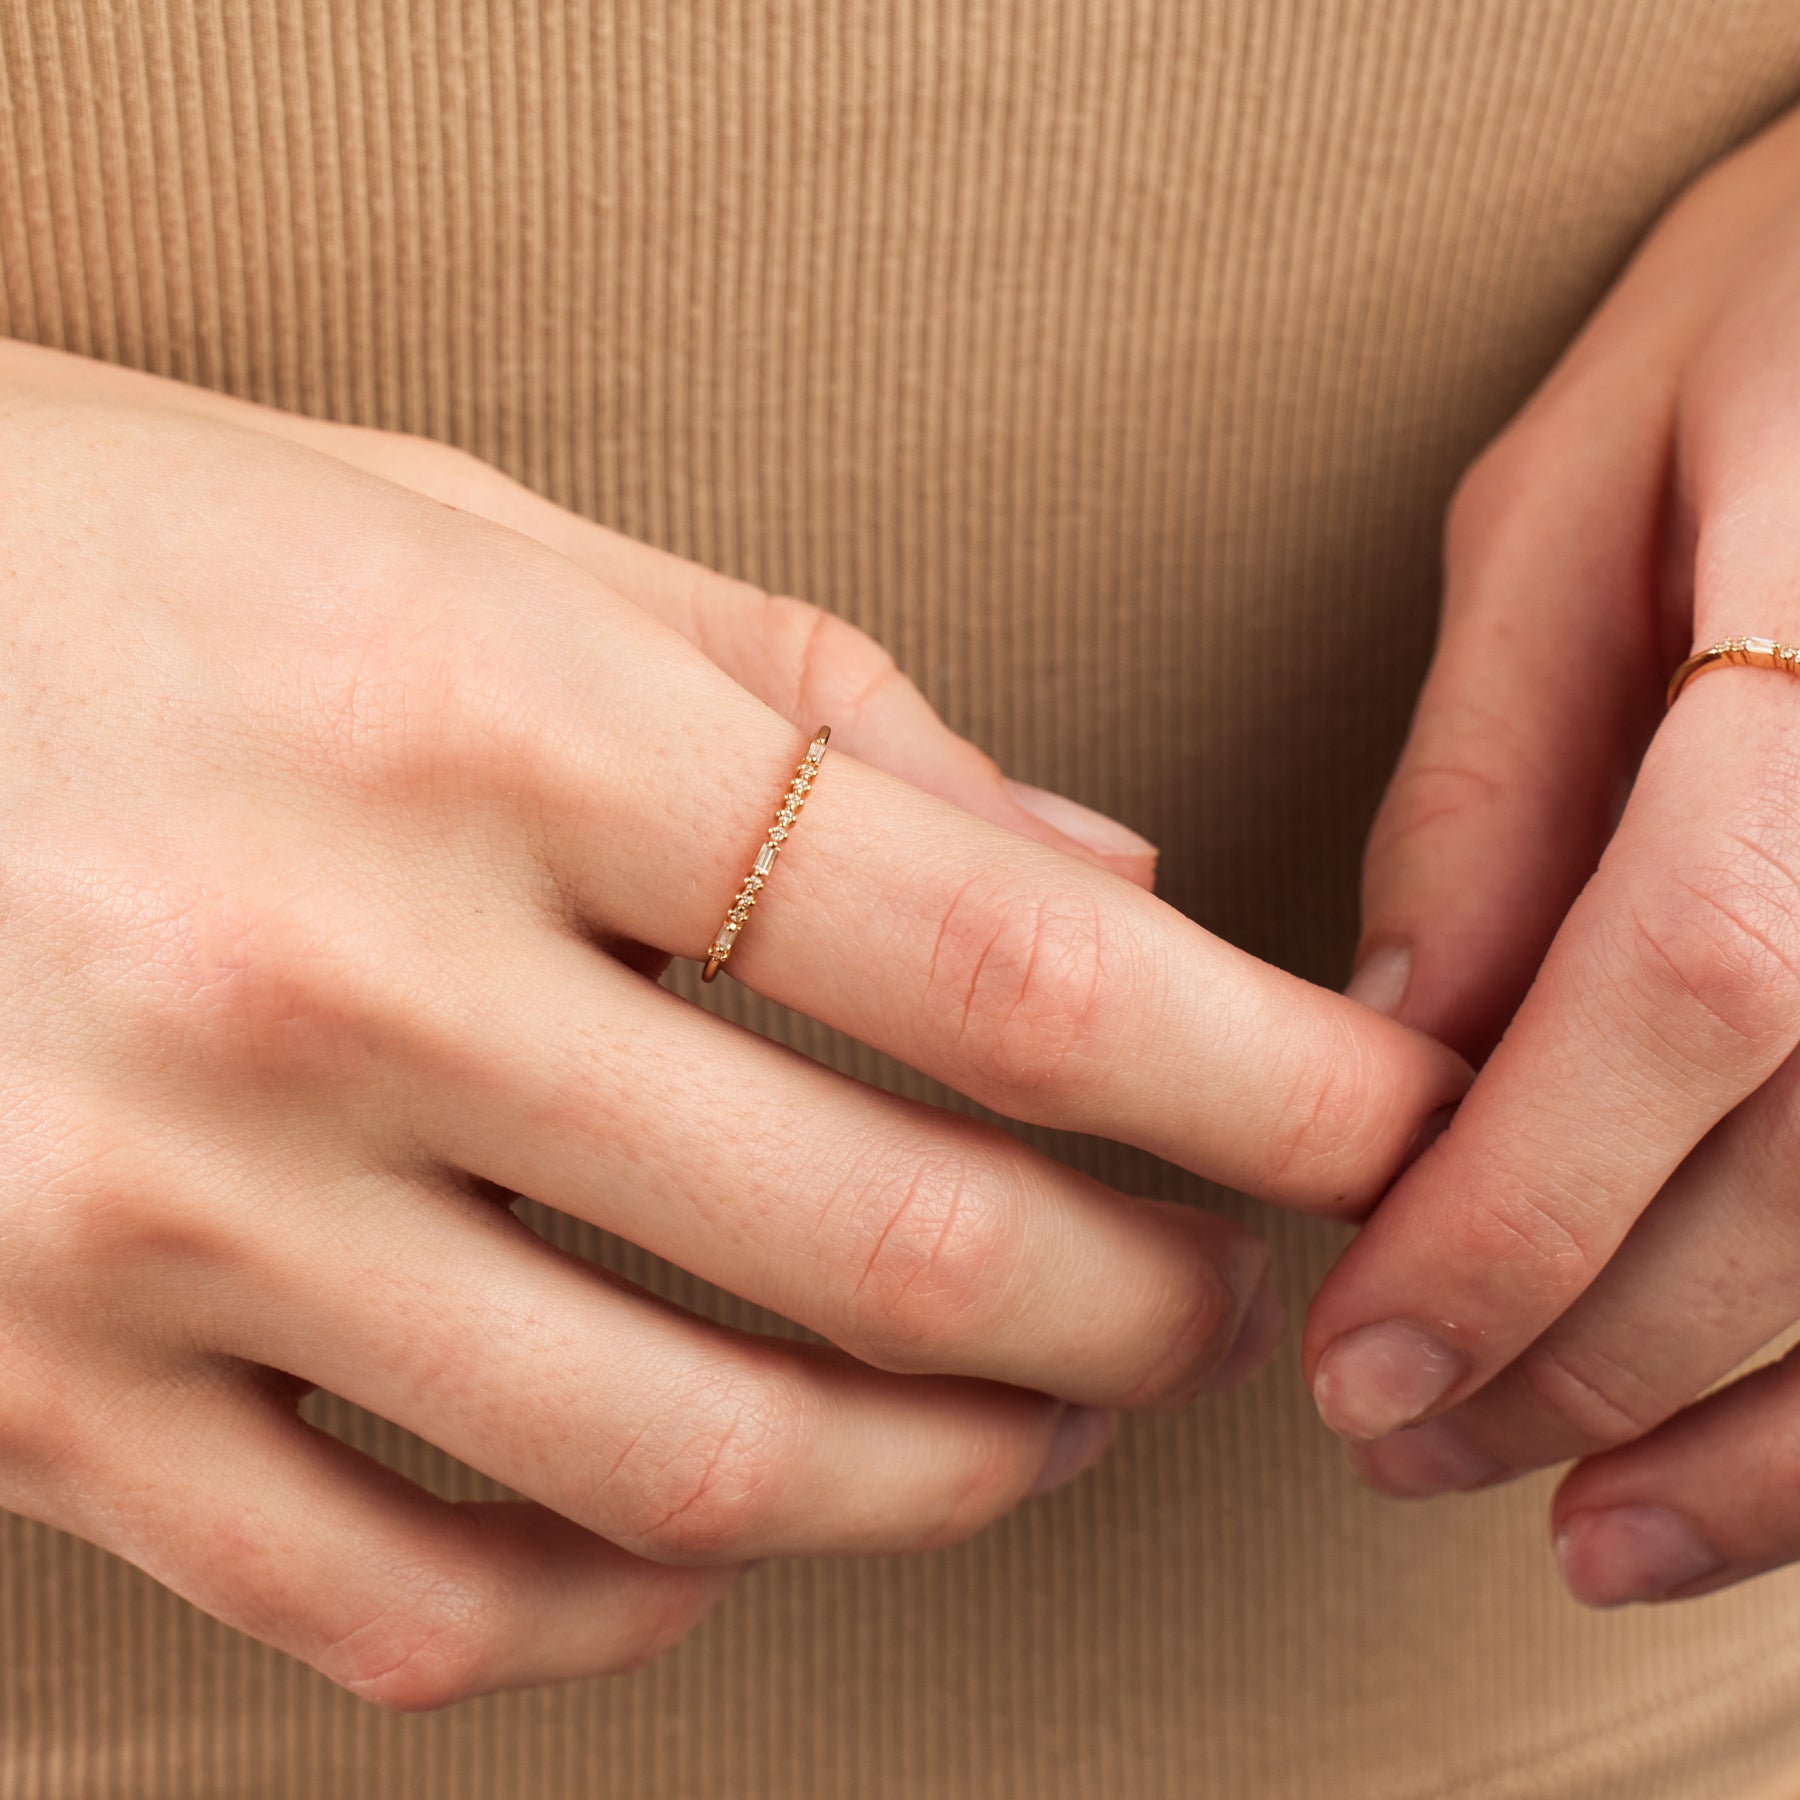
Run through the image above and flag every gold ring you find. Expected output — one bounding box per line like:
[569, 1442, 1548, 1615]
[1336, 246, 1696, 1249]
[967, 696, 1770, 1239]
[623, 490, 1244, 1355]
[1667, 636, 1800, 709]
[701, 725, 831, 982]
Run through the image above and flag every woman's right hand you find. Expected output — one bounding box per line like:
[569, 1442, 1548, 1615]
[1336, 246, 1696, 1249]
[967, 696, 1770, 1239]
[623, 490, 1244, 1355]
[0, 342, 1466, 1707]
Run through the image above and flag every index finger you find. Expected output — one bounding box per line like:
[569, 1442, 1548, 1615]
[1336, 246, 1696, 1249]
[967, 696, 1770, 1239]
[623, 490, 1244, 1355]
[505, 584, 1470, 1215]
[1303, 665, 1800, 1442]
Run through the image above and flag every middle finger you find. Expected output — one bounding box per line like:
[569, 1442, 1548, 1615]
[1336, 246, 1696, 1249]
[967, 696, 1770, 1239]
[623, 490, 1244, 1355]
[404, 929, 1281, 1410]
[213, 1159, 1106, 1566]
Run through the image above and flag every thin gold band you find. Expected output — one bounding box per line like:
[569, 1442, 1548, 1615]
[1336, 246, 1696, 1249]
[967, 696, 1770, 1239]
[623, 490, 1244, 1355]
[701, 725, 831, 983]
[1667, 636, 1800, 709]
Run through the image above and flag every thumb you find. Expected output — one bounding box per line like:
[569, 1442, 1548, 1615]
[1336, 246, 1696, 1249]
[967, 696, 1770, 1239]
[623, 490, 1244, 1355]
[1345, 383, 1670, 1064]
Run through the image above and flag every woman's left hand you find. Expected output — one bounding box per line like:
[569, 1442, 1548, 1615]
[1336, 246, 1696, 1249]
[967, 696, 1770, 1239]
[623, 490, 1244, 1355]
[1301, 97, 1800, 1609]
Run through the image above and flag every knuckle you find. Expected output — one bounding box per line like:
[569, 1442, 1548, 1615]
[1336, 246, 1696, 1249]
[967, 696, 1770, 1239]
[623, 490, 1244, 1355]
[281, 586, 469, 792]
[922, 870, 1120, 1106]
[1116, 1250, 1245, 1408]
[398, 434, 501, 492]
[836, 1148, 1019, 1370]
[316, 1562, 505, 1712]
[1364, 747, 1508, 873]
[7, 1109, 244, 1294]
[1760, 1412, 1800, 1509]
[62, 1175, 243, 1292]
[599, 1371, 803, 1563]
[609, 1573, 723, 1676]
[0, 1368, 82, 1486]
[1624, 835, 1800, 1060]
[1442, 428, 1547, 577]
[357, 428, 521, 515]
[612, 1569, 738, 1677]
[916, 1415, 1044, 1551]
[1461, 1180, 1602, 1298]
[1259, 1015, 1384, 1197]
[1757, 1350, 1800, 1488]
[1442, 448, 1503, 567]
[285, 542, 572, 806]
[143, 868, 403, 1082]
[1508, 1337, 1664, 1453]
[772, 596, 911, 735]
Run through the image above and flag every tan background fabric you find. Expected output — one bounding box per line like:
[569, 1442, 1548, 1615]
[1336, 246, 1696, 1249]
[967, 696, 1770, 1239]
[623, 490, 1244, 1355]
[6, 2, 1800, 1794]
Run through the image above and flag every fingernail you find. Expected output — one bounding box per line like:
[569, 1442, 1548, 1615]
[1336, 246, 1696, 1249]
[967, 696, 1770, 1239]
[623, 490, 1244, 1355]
[1344, 944, 1412, 1018]
[1554, 1504, 1726, 1607]
[1311, 1321, 1466, 1441]
[1028, 1404, 1119, 1496]
[1004, 779, 1159, 861]
[1396, 1104, 1456, 1178]
[1345, 1417, 1504, 1497]
[1199, 1282, 1287, 1392]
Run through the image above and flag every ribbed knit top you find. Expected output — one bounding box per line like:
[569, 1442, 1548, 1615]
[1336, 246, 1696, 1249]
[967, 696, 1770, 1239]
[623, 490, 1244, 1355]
[6, 5, 1800, 1796]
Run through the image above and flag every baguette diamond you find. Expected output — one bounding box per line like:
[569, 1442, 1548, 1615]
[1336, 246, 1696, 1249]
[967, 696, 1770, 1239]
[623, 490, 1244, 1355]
[701, 725, 831, 982]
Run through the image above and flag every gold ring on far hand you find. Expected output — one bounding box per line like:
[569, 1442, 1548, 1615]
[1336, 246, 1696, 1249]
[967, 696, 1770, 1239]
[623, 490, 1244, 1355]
[1666, 637, 1800, 709]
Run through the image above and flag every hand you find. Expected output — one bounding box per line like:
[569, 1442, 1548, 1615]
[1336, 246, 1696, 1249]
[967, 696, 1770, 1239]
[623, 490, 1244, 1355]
[1302, 102, 1800, 1607]
[0, 343, 1463, 1705]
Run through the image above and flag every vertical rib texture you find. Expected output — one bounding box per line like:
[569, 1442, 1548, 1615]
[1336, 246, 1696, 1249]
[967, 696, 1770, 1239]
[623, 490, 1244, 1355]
[5, 3, 1800, 1795]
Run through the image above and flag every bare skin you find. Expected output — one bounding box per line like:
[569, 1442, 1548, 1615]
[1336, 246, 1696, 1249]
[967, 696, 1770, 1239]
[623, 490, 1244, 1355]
[1306, 100, 1800, 1610]
[0, 341, 1464, 1706]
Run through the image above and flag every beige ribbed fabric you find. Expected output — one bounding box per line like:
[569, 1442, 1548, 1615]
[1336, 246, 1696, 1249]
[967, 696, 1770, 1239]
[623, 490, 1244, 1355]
[6, 2, 1800, 1795]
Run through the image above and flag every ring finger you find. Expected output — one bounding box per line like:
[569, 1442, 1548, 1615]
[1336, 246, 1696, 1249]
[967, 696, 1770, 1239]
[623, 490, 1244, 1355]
[211, 1157, 1109, 1565]
[22, 1356, 741, 1708]
[402, 930, 1278, 1412]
